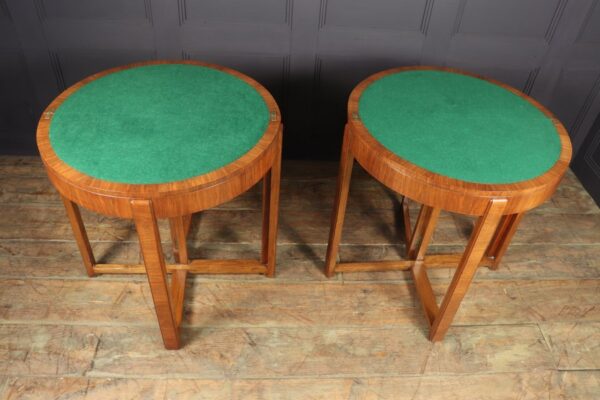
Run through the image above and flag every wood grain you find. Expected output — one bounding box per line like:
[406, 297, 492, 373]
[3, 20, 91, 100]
[60, 195, 96, 277]
[0, 324, 99, 376]
[37, 60, 283, 220]
[2, 372, 598, 400]
[81, 325, 552, 378]
[132, 199, 180, 349]
[261, 129, 282, 278]
[347, 66, 572, 216]
[2, 278, 597, 329]
[93, 259, 267, 275]
[324, 124, 355, 277]
[1, 160, 595, 215]
[4, 203, 599, 246]
[541, 322, 600, 370]
[0, 156, 598, 398]
[429, 199, 507, 340]
[326, 66, 573, 342]
[35, 61, 284, 349]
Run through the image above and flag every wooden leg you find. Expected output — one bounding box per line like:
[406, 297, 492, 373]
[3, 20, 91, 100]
[429, 199, 507, 341]
[409, 206, 441, 326]
[261, 170, 271, 266]
[407, 205, 436, 259]
[400, 197, 412, 246]
[170, 269, 187, 328]
[261, 131, 282, 277]
[485, 212, 525, 270]
[412, 261, 438, 326]
[132, 200, 180, 350]
[413, 207, 440, 261]
[169, 216, 190, 264]
[183, 214, 192, 237]
[61, 196, 96, 277]
[324, 125, 354, 277]
[168, 215, 189, 327]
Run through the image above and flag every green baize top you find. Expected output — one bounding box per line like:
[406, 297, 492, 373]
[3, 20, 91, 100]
[358, 70, 561, 184]
[49, 64, 270, 184]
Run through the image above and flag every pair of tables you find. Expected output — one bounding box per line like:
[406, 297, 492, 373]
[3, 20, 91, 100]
[37, 61, 571, 349]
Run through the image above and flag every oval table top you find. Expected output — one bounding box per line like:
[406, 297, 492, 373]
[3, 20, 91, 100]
[46, 63, 271, 184]
[357, 69, 561, 184]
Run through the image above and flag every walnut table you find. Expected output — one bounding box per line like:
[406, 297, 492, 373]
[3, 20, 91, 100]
[325, 66, 572, 341]
[37, 61, 282, 349]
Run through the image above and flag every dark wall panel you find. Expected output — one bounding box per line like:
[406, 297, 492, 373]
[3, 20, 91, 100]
[573, 112, 600, 206]
[39, 0, 151, 20]
[2, 0, 600, 162]
[322, 0, 431, 30]
[183, 0, 289, 24]
[456, 0, 563, 38]
[0, 1, 38, 153]
[55, 49, 156, 88]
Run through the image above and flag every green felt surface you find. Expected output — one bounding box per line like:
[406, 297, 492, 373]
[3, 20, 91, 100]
[49, 64, 270, 184]
[358, 70, 561, 184]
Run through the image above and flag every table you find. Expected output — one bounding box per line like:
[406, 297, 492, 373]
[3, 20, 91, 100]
[325, 66, 572, 341]
[37, 61, 282, 349]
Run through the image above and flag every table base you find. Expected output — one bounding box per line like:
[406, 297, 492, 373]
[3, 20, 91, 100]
[324, 125, 526, 342]
[60, 154, 281, 350]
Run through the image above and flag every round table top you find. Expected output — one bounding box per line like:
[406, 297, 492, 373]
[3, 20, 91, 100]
[48, 63, 271, 184]
[356, 69, 563, 184]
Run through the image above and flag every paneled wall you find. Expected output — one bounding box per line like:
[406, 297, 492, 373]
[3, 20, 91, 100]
[573, 112, 600, 204]
[2, 0, 600, 163]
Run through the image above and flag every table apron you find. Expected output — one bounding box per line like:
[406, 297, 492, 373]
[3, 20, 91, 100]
[349, 128, 563, 216]
[44, 133, 280, 219]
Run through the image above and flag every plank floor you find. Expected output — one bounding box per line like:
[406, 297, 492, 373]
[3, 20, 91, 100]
[0, 156, 599, 399]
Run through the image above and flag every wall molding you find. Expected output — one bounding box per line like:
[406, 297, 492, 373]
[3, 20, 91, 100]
[575, 0, 600, 44]
[523, 67, 541, 94]
[452, 0, 568, 42]
[451, 0, 468, 36]
[1, 0, 600, 162]
[48, 51, 66, 91]
[571, 71, 600, 138]
[318, 0, 328, 29]
[544, 0, 568, 44]
[33, 0, 152, 24]
[319, 0, 433, 34]
[285, 0, 293, 26]
[281, 54, 291, 102]
[420, 0, 435, 35]
[143, 0, 153, 26]
[32, 0, 46, 24]
[179, 0, 292, 27]
[0, 0, 12, 21]
[583, 132, 600, 178]
[177, 0, 187, 26]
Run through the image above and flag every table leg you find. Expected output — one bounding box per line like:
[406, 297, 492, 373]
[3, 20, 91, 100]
[324, 125, 354, 277]
[61, 195, 96, 277]
[409, 206, 441, 325]
[261, 131, 282, 278]
[429, 198, 507, 341]
[168, 215, 189, 328]
[485, 213, 525, 270]
[131, 199, 180, 350]
[400, 197, 412, 247]
[407, 205, 439, 260]
[169, 216, 190, 264]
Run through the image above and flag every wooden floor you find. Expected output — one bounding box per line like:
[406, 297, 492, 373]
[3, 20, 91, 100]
[0, 156, 599, 399]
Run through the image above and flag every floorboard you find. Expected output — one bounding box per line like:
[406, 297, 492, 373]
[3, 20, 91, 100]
[0, 156, 598, 399]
